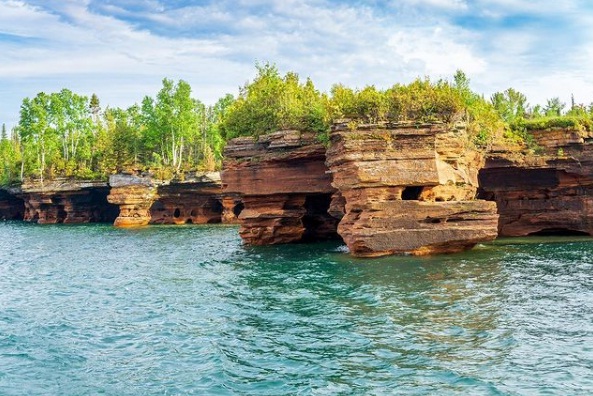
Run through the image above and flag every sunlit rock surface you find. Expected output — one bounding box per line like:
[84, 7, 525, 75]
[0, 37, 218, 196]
[326, 122, 499, 257]
[479, 128, 593, 237]
[108, 172, 231, 227]
[222, 130, 339, 245]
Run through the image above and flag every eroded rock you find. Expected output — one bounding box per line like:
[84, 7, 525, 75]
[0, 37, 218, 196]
[326, 122, 499, 256]
[222, 130, 339, 245]
[0, 187, 24, 220]
[108, 172, 230, 227]
[479, 128, 593, 236]
[20, 179, 118, 224]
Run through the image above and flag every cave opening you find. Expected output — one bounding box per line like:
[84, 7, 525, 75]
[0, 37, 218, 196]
[185, 219, 193, 224]
[212, 199, 223, 215]
[57, 206, 67, 223]
[301, 194, 340, 243]
[90, 188, 120, 223]
[528, 228, 590, 237]
[173, 208, 181, 218]
[233, 202, 245, 217]
[0, 190, 25, 220]
[401, 186, 424, 201]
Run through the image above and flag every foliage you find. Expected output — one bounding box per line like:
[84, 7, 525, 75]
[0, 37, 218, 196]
[512, 115, 593, 131]
[220, 63, 329, 139]
[3, 63, 593, 185]
[4, 80, 232, 183]
[385, 78, 464, 122]
[328, 77, 465, 124]
[490, 88, 528, 123]
[0, 126, 21, 186]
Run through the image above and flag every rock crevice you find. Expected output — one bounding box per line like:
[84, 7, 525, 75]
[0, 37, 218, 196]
[326, 122, 499, 256]
[222, 130, 339, 245]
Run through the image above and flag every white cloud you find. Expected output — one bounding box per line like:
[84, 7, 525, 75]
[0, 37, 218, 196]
[0, 0, 593, 129]
[396, 0, 468, 11]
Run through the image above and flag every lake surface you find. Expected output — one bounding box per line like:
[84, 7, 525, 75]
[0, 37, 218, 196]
[0, 222, 592, 395]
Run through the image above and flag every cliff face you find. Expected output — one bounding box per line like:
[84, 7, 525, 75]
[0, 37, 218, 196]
[107, 172, 232, 227]
[20, 180, 119, 224]
[107, 174, 157, 227]
[222, 130, 339, 245]
[150, 173, 225, 225]
[0, 188, 25, 220]
[479, 128, 593, 236]
[326, 122, 499, 257]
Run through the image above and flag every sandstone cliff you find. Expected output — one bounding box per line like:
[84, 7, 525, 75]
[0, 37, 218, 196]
[107, 172, 233, 227]
[107, 173, 158, 227]
[326, 122, 499, 257]
[222, 130, 339, 245]
[20, 179, 119, 224]
[479, 128, 593, 236]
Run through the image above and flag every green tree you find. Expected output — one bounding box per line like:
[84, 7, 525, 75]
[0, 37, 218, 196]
[203, 94, 235, 170]
[544, 97, 566, 116]
[490, 88, 528, 123]
[0, 124, 21, 185]
[142, 78, 202, 171]
[221, 63, 329, 139]
[18, 93, 61, 182]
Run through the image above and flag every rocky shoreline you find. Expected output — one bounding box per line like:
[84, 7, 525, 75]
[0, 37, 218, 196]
[2, 123, 593, 257]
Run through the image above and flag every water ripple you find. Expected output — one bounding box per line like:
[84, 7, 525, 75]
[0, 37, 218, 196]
[0, 223, 592, 394]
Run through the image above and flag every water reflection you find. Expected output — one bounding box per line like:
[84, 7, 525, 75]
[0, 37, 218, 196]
[228, 243, 514, 392]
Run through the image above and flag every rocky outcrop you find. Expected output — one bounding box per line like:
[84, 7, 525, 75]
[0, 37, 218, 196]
[0, 187, 24, 220]
[20, 179, 119, 224]
[150, 173, 225, 225]
[222, 130, 339, 245]
[107, 173, 158, 227]
[479, 128, 593, 236]
[107, 172, 233, 227]
[326, 122, 499, 257]
[221, 195, 244, 224]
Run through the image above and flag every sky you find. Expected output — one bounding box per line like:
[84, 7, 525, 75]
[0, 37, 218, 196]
[1, 0, 593, 129]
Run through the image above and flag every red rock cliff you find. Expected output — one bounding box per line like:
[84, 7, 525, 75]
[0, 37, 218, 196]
[20, 179, 119, 224]
[479, 128, 593, 236]
[326, 122, 499, 257]
[222, 130, 339, 245]
[107, 172, 233, 227]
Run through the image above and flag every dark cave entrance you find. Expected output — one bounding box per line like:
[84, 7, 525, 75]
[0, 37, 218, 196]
[401, 186, 424, 201]
[233, 201, 245, 217]
[528, 228, 590, 237]
[301, 194, 340, 243]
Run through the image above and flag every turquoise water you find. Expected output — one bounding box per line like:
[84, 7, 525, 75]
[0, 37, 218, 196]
[0, 223, 592, 395]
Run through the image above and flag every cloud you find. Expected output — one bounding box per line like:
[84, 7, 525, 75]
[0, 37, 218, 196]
[0, 0, 592, 128]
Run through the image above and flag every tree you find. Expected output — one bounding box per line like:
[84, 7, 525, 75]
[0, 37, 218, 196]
[141, 78, 202, 171]
[544, 97, 565, 117]
[221, 63, 329, 139]
[18, 93, 60, 182]
[490, 88, 528, 123]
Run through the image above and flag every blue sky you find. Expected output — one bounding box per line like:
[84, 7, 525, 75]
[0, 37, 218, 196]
[1, 0, 593, 128]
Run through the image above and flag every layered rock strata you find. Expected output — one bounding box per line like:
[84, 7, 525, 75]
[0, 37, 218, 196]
[107, 172, 233, 227]
[150, 173, 226, 225]
[479, 128, 593, 236]
[20, 180, 118, 224]
[326, 122, 499, 257]
[108, 173, 158, 227]
[222, 130, 339, 245]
